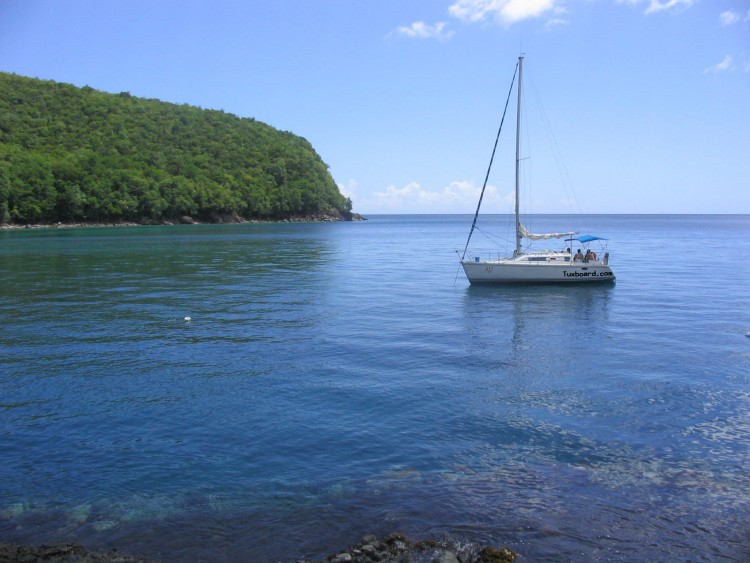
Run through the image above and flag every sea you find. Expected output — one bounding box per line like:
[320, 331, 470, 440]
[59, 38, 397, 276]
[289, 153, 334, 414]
[0, 214, 748, 562]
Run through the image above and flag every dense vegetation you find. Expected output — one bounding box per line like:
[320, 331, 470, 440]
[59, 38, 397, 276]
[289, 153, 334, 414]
[0, 72, 353, 225]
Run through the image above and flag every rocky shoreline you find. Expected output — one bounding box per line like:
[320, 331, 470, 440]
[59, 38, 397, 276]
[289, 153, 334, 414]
[0, 210, 367, 231]
[0, 533, 516, 562]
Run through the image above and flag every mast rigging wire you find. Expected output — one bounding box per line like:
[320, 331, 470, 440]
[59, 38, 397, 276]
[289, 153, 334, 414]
[460, 61, 519, 261]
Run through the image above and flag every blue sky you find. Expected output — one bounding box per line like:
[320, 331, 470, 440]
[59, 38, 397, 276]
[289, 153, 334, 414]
[1, 0, 748, 214]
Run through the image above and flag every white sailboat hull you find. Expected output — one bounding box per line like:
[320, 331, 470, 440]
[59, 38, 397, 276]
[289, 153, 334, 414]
[461, 258, 615, 284]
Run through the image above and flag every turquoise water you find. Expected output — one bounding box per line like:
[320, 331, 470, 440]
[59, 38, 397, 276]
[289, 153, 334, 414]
[1, 215, 749, 561]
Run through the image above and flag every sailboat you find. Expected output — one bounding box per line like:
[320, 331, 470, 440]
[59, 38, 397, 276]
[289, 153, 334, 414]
[460, 55, 615, 284]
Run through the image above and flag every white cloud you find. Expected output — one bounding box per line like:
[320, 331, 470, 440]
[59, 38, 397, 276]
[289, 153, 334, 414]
[337, 179, 358, 200]
[719, 10, 740, 25]
[544, 17, 569, 30]
[647, 0, 694, 14]
[618, 0, 694, 15]
[443, 0, 699, 29]
[704, 55, 733, 74]
[394, 21, 454, 40]
[448, 0, 562, 25]
[356, 180, 514, 214]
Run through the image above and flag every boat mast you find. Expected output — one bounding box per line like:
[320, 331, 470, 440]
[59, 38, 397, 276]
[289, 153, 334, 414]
[514, 54, 523, 257]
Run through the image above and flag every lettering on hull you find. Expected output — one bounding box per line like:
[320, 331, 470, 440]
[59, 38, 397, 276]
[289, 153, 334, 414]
[562, 270, 613, 278]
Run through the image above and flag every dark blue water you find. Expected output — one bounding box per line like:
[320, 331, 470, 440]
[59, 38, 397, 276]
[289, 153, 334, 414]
[1, 215, 749, 561]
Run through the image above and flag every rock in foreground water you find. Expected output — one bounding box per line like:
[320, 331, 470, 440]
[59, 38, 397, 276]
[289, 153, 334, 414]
[0, 533, 516, 562]
[316, 533, 516, 563]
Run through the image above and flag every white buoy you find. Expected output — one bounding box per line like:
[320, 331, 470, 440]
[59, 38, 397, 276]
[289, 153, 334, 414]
[184, 316, 192, 322]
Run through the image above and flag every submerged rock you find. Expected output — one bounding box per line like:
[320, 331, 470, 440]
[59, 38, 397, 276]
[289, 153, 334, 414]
[1, 502, 28, 519]
[0, 543, 147, 562]
[314, 532, 516, 563]
[477, 546, 517, 563]
[68, 503, 92, 524]
[0, 533, 517, 562]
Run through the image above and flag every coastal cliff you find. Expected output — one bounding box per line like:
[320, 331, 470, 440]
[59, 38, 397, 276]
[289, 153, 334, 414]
[0, 73, 356, 226]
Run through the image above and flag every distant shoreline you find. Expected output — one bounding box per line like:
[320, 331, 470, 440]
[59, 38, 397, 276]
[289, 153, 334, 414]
[0, 212, 367, 231]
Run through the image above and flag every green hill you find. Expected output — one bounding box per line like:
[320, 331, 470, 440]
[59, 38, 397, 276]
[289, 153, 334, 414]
[0, 73, 354, 225]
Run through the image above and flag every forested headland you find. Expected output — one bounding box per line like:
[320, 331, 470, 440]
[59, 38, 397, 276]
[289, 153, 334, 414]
[0, 72, 357, 226]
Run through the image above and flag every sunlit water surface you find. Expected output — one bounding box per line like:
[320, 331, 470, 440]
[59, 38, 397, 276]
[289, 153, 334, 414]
[1, 215, 749, 561]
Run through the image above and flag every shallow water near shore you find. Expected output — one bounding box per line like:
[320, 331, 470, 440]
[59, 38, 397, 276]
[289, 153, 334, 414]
[1, 214, 749, 561]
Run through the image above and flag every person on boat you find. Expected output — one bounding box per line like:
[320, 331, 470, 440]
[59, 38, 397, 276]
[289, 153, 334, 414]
[574, 249, 584, 261]
[584, 249, 595, 261]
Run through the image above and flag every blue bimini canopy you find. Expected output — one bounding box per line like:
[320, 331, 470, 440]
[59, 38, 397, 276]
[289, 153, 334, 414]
[565, 234, 608, 243]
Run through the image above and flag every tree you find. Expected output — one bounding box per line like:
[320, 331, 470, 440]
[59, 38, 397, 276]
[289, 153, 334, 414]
[0, 72, 356, 224]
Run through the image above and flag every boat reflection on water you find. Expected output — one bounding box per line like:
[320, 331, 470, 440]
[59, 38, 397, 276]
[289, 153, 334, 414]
[461, 283, 614, 379]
